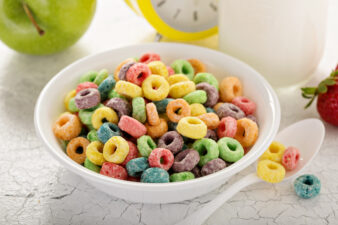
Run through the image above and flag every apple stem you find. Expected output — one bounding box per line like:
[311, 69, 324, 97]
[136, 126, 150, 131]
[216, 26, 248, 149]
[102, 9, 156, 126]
[23, 3, 45, 36]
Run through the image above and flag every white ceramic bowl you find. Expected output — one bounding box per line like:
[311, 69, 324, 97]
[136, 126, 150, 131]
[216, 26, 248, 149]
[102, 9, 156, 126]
[34, 43, 280, 204]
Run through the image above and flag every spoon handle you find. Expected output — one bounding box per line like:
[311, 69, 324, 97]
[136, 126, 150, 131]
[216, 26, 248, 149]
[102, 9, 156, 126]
[176, 172, 261, 225]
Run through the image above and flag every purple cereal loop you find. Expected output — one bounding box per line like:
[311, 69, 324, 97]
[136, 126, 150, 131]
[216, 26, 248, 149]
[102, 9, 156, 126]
[75, 88, 100, 109]
[172, 149, 200, 172]
[201, 158, 226, 176]
[191, 166, 201, 178]
[106, 97, 131, 118]
[118, 62, 136, 81]
[196, 82, 219, 107]
[204, 129, 217, 141]
[247, 115, 258, 125]
[216, 103, 245, 120]
[158, 131, 184, 154]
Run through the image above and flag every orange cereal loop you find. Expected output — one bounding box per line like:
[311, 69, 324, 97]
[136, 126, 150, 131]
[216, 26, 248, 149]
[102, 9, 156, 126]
[114, 58, 135, 81]
[198, 113, 220, 130]
[188, 59, 206, 74]
[220, 77, 243, 102]
[53, 113, 82, 140]
[166, 99, 191, 123]
[234, 118, 258, 148]
[146, 102, 160, 126]
[146, 118, 168, 139]
[213, 102, 224, 111]
[66, 137, 90, 164]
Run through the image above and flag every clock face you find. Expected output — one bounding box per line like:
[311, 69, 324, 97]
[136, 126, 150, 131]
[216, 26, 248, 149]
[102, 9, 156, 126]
[150, 0, 218, 33]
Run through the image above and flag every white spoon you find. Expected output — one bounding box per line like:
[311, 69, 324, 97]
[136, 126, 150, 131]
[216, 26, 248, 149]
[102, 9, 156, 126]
[176, 118, 325, 225]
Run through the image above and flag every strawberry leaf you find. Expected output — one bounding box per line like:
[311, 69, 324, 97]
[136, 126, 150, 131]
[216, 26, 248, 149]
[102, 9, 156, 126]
[318, 82, 328, 93]
[302, 93, 313, 99]
[301, 87, 317, 95]
[305, 95, 316, 109]
[323, 78, 336, 86]
[330, 70, 338, 78]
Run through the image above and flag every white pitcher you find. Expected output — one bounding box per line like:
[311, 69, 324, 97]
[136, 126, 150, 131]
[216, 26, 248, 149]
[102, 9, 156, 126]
[218, 0, 329, 87]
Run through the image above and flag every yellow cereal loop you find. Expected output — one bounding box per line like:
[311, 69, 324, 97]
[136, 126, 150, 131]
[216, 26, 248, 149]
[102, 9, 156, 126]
[91, 106, 118, 130]
[148, 61, 169, 80]
[115, 80, 143, 98]
[177, 117, 207, 139]
[168, 74, 190, 85]
[190, 103, 207, 116]
[86, 141, 105, 166]
[260, 141, 286, 163]
[142, 75, 169, 101]
[103, 136, 129, 164]
[169, 81, 195, 99]
[64, 90, 76, 111]
[257, 160, 285, 183]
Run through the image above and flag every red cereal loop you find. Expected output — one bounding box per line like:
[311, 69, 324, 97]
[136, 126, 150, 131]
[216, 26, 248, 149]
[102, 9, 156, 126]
[100, 162, 128, 180]
[167, 66, 175, 76]
[118, 115, 147, 138]
[148, 148, 174, 171]
[217, 116, 237, 138]
[76, 81, 97, 93]
[282, 146, 300, 171]
[76, 82, 98, 93]
[232, 96, 256, 115]
[121, 141, 139, 166]
[139, 53, 161, 64]
[126, 63, 151, 86]
[127, 176, 140, 182]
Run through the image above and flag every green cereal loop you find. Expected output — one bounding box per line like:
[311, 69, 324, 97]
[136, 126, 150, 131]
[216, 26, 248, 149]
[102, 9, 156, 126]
[60, 140, 69, 151]
[192, 138, 219, 167]
[133, 57, 139, 62]
[108, 89, 126, 100]
[132, 97, 147, 123]
[171, 59, 195, 80]
[79, 71, 98, 83]
[170, 172, 195, 182]
[183, 90, 207, 104]
[87, 130, 99, 142]
[68, 98, 79, 113]
[137, 135, 157, 157]
[79, 104, 103, 126]
[193, 73, 219, 90]
[94, 69, 109, 85]
[218, 137, 244, 163]
[84, 158, 101, 173]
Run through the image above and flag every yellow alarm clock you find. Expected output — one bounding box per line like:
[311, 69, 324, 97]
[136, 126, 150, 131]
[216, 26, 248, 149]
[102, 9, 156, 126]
[125, 0, 218, 41]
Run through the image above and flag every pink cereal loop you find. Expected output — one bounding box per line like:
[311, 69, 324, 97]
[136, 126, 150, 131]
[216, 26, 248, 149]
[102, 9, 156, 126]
[232, 96, 256, 115]
[217, 116, 237, 138]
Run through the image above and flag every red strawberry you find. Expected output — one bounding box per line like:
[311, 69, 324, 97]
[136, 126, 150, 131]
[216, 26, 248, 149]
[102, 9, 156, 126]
[302, 64, 338, 126]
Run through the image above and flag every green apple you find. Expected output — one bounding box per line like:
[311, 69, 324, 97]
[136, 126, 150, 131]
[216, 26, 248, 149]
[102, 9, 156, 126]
[0, 0, 96, 55]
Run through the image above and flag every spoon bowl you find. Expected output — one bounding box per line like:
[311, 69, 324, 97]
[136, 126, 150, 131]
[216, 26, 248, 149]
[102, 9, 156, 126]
[177, 118, 325, 225]
[275, 118, 325, 180]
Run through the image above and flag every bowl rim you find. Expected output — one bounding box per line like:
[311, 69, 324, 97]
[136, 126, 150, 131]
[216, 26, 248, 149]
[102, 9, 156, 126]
[34, 42, 280, 189]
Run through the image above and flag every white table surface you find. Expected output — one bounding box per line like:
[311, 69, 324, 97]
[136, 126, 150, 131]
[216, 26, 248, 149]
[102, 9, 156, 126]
[1, 1, 338, 225]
